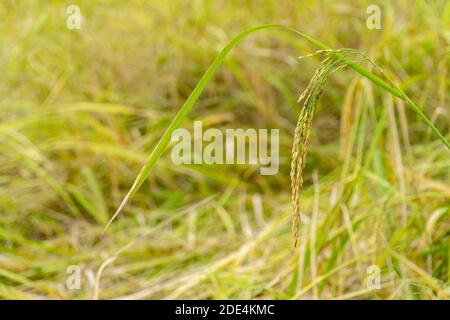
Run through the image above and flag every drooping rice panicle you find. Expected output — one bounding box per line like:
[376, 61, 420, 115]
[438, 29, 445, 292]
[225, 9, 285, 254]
[291, 50, 358, 245]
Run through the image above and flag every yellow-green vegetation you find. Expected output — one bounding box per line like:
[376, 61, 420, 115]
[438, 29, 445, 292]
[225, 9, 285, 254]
[0, 0, 449, 299]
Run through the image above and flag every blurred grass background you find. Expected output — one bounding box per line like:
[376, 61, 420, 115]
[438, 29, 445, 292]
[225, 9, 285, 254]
[0, 0, 449, 299]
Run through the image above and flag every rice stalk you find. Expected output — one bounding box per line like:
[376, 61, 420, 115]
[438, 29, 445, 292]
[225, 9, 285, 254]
[104, 24, 449, 235]
[290, 48, 437, 244]
[291, 50, 353, 245]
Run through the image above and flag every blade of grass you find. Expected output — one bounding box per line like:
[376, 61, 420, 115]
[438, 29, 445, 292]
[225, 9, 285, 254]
[104, 24, 449, 233]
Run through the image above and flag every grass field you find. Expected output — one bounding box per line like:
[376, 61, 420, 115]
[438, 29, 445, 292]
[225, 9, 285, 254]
[0, 0, 449, 299]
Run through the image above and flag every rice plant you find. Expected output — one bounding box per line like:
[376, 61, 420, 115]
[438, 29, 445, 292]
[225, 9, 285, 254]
[104, 26, 449, 245]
